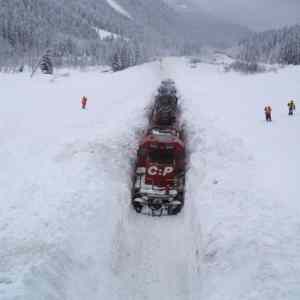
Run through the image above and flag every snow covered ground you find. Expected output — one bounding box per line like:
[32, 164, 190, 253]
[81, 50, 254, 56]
[93, 27, 122, 40]
[167, 58, 300, 300]
[1, 58, 300, 300]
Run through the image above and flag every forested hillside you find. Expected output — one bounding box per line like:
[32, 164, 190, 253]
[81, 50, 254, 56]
[0, 0, 249, 71]
[235, 24, 300, 65]
[0, 0, 136, 70]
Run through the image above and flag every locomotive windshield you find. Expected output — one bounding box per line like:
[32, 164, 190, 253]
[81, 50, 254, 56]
[149, 148, 174, 164]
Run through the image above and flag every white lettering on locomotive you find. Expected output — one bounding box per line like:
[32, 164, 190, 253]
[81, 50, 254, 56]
[148, 166, 158, 176]
[163, 166, 173, 176]
[147, 166, 174, 176]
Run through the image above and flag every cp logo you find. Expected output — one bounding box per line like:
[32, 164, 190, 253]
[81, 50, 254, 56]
[148, 166, 174, 176]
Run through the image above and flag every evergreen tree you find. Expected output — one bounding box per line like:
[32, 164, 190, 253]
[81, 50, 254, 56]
[0, 0, 248, 71]
[236, 25, 300, 65]
[39, 50, 53, 74]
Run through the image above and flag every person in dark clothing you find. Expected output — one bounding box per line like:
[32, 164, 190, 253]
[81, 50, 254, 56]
[264, 106, 272, 122]
[287, 100, 296, 115]
[81, 96, 87, 109]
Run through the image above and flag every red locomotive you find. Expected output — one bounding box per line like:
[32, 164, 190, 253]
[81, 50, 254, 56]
[132, 80, 186, 216]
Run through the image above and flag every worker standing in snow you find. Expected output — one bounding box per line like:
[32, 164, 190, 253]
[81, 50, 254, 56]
[81, 96, 87, 109]
[264, 106, 272, 122]
[287, 100, 296, 115]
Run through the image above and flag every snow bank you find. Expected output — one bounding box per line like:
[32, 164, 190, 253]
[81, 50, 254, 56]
[1, 56, 300, 300]
[0, 64, 159, 299]
[0, 62, 201, 300]
[166, 57, 300, 300]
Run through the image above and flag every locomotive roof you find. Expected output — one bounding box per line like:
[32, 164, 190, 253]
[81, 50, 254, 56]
[161, 78, 175, 86]
[141, 128, 184, 150]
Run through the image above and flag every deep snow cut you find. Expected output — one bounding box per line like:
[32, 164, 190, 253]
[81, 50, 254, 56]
[132, 79, 186, 216]
[1, 57, 300, 300]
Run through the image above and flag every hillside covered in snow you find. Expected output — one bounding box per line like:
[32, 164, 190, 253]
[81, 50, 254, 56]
[0, 0, 250, 70]
[235, 24, 300, 65]
[1, 57, 300, 300]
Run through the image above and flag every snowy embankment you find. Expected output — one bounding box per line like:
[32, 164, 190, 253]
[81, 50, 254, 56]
[1, 57, 300, 300]
[166, 58, 300, 300]
[0, 64, 160, 299]
[0, 63, 201, 300]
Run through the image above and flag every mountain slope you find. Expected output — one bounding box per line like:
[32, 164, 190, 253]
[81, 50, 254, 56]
[0, 0, 250, 69]
[119, 0, 250, 47]
[163, 0, 251, 46]
[235, 24, 300, 65]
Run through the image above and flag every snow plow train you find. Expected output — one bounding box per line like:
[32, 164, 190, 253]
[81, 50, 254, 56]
[132, 80, 186, 216]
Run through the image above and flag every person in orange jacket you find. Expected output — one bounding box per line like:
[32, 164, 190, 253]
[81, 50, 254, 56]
[264, 106, 272, 122]
[81, 96, 87, 109]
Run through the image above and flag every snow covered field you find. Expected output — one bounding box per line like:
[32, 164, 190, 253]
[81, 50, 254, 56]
[1, 58, 300, 300]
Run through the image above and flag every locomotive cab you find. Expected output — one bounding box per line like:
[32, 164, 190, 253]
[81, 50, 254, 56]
[132, 128, 185, 216]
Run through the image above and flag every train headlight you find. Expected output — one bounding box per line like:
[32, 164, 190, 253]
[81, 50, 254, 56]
[136, 167, 146, 175]
[169, 190, 178, 196]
